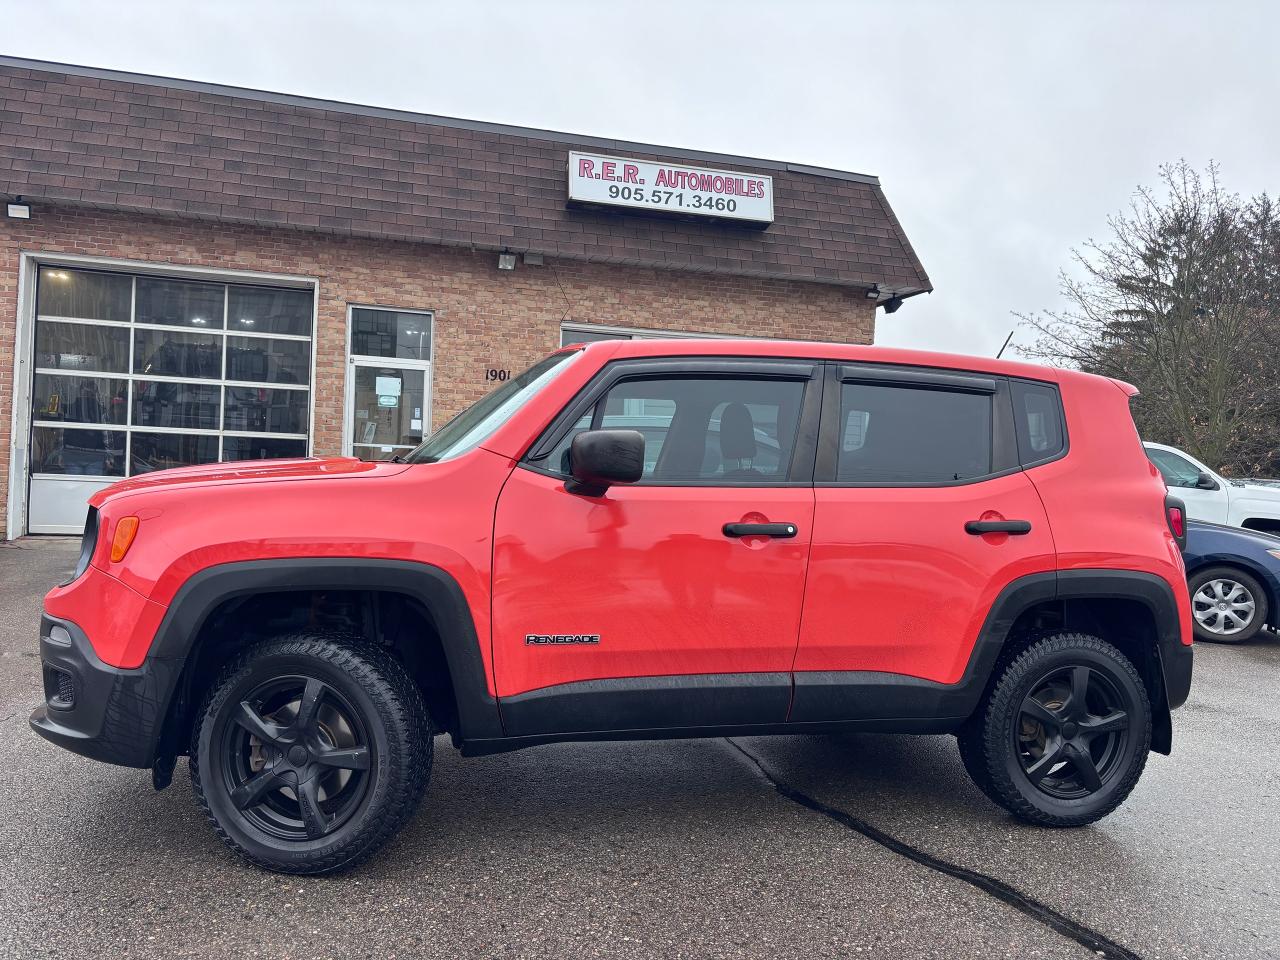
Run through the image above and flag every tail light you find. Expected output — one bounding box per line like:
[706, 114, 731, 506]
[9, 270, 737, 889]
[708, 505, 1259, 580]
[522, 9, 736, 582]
[1165, 496, 1187, 551]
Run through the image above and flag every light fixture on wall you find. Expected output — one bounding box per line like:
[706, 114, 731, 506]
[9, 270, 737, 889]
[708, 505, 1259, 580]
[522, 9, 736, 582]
[6, 196, 31, 219]
[497, 250, 517, 271]
[864, 283, 880, 300]
[883, 296, 905, 314]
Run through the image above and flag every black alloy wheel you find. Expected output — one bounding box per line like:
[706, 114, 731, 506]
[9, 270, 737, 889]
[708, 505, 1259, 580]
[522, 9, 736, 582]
[1015, 664, 1130, 799]
[958, 632, 1152, 827]
[192, 634, 431, 874]
[220, 675, 372, 841]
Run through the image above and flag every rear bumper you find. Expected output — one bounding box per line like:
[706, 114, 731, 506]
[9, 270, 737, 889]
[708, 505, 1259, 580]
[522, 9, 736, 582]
[29, 614, 176, 768]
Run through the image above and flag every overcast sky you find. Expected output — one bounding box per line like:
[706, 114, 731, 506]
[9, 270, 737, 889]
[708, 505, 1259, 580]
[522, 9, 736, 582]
[5, 0, 1277, 356]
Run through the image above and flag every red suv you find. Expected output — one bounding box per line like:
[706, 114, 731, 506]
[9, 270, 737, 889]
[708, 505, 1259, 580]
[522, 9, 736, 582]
[31, 339, 1193, 874]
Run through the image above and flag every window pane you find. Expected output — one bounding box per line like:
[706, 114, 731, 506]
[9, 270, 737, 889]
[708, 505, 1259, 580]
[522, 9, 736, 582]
[33, 374, 127, 425]
[37, 268, 131, 321]
[351, 308, 431, 360]
[226, 336, 309, 384]
[130, 432, 218, 474]
[135, 277, 225, 329]
[222, 436, 307, 462]
[35, 321, 129, 373]
[132, 381, 221, 430]
[1147, 448, 1201, 488]
[134, 329, 223, 379]
[1011, 381, 1064, 463]
[224, 387, 308, 434]
[837, 384, 992, 483]
[229, 285, 312, 337]
[351, 367, 425, 448]
[545, 375, 805, 483]
[30, 427, 125, 476]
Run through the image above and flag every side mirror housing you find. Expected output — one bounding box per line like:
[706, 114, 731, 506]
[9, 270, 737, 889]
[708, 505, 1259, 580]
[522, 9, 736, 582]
[566, 429, 645, 497]
[1196, 471, 1219, 490]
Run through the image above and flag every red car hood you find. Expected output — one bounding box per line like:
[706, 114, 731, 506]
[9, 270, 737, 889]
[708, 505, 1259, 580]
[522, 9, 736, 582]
[88, 456, 408, 507]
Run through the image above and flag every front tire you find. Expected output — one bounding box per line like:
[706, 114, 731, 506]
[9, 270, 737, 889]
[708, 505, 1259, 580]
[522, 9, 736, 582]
[1188, 565, 1267, 643]
[958, 633, 1151, 827]
[191, 634, 431, 874]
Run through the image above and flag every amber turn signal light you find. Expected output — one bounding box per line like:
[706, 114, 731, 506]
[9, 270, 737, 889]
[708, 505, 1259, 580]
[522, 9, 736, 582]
[110, 516, 140, 562]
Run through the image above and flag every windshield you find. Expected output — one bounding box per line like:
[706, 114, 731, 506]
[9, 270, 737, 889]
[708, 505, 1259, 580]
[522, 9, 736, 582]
[404, 351, 578, 464]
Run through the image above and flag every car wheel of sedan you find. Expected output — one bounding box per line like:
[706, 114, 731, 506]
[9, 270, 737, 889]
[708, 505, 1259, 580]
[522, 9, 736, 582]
[191, 633, 431, 874]
[1188, 566, 1268, 643]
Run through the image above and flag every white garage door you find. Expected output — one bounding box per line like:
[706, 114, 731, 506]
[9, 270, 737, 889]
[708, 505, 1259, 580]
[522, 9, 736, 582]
[27, 266, 314, 534]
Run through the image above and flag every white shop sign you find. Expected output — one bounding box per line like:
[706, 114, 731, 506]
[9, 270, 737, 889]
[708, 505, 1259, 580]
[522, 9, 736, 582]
[567, 151, 774, 224]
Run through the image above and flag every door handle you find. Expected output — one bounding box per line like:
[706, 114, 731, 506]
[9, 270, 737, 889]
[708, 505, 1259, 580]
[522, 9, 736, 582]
[965, 519, 1032, 535]
[723, 522, 798, 538]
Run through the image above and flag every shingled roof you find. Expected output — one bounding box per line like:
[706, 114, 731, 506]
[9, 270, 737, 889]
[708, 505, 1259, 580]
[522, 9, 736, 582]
[0, 56, 931, 297]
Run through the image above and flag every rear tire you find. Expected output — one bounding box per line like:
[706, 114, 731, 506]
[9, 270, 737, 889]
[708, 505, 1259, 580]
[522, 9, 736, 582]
[1187, 565, 1267, 643]
[958, 632, 1151, 827]
[191, 633, 431, 874]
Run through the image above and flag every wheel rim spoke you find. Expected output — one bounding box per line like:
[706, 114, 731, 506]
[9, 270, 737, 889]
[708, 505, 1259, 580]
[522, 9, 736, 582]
[1068, 666, 1090, 718]
[314, 746, 371, 770]
[1064, 742, 1103, 792]
[296, 776, 331, 839]
[230, 768, 285, 810]
[1020, 697, 1062, 732]
[234, 701, 287, 745]
[1024, 740, 1065, 784]
[294, 678, 326, 731]
[1080, 709, 1129, 734]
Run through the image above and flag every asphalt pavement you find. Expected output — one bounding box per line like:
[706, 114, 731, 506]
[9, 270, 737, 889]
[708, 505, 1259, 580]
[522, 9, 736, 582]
[1, 537, 1276, 959]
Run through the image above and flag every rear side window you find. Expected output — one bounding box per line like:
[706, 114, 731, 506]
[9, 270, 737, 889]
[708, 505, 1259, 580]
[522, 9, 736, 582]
[1011, 380, 1065, 465]
[837, 383, 992, 483]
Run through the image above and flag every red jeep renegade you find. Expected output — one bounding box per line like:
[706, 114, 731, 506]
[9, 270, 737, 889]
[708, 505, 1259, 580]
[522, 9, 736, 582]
[31, 339, 1193, 874]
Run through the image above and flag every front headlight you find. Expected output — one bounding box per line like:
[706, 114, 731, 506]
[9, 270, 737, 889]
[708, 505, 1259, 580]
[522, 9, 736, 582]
[64, 507, 99, 585]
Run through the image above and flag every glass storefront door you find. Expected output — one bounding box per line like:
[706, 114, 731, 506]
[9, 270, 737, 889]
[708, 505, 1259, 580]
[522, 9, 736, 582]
[345, 307, 432, 461]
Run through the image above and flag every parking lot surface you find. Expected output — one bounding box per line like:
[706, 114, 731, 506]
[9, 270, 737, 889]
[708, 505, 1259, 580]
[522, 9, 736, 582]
[1, 537, 1276, 959]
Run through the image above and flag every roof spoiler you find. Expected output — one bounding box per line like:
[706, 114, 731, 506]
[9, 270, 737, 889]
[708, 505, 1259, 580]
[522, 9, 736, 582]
[1109, 377, 1140, 397]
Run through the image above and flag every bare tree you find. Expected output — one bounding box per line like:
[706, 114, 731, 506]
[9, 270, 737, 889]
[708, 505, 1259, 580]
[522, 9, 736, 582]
[1018, 162, 1280, 474]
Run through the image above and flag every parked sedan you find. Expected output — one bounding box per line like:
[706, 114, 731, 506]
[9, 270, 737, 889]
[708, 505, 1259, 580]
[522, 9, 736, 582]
[1183, 519, 1280, 642]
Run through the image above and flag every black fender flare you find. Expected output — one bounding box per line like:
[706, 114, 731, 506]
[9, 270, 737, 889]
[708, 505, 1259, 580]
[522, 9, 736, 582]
[150, 558, 504, 760]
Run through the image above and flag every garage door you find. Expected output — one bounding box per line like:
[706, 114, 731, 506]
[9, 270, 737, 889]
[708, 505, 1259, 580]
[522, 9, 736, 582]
[27, 266, 314, 534]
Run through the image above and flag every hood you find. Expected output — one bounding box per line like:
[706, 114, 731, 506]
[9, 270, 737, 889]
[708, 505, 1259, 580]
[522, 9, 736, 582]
[1231, 477, 1280, 491]
[89, 456, 408, 507]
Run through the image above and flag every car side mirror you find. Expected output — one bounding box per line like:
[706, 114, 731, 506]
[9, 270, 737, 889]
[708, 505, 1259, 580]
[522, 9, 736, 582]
[1196, 471, 1218, 490]
[566, 429, 645, 497]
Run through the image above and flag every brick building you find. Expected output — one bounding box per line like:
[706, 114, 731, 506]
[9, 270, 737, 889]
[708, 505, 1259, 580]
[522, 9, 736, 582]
[0, 56, 930, 537]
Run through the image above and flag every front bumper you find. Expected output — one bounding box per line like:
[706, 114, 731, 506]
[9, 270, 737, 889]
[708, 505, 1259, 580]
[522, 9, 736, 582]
[29, 614, 177, 768]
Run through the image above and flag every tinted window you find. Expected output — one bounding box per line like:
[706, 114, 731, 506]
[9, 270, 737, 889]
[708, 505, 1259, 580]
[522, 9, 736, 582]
[1012, 381, 1065, 463]
[837, 383, 992, 483]
[350, 308, 431, 360]
[229, 286, 312, 337]
[37, 268, 131, 322]
[1147, 448, 1203, 488]
[135, 277, 226, 329]
[543, 375, 806, 483]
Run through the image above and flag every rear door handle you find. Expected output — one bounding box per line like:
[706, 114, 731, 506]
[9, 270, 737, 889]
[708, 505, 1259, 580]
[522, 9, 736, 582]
[723, 522, 798, 538]
[965, 519, 1032, 535]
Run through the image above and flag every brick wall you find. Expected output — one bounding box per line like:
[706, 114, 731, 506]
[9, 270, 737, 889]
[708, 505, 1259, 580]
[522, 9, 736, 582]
[0, 205, 875, 537]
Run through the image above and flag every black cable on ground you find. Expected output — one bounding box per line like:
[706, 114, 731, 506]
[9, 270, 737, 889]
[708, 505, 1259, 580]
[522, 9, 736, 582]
[726, 739, 1143, 960]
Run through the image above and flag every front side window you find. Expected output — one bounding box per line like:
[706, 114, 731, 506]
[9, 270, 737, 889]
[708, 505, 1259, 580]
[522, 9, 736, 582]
[540, 375, 806, 484]
[837, 383, 992, 484]
[405, 351, 577, 464]
[1146, 448, 1204, 488]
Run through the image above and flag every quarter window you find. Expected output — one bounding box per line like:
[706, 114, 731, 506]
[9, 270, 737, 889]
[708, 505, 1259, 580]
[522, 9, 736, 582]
[542, 375, 806, 483]
[1011, 381, 1065, 464]
[837, 383, 993, 484]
